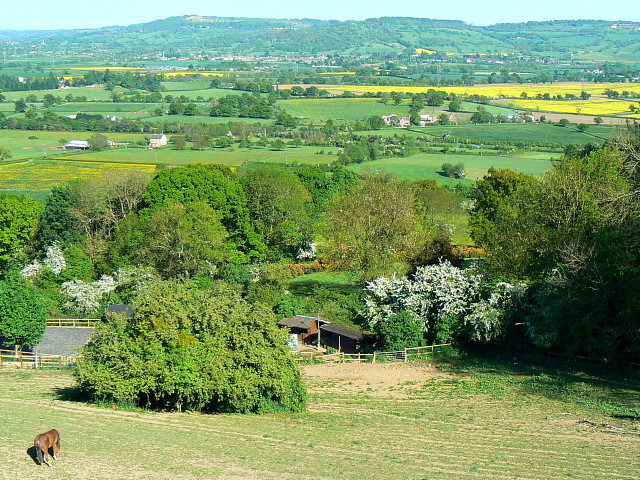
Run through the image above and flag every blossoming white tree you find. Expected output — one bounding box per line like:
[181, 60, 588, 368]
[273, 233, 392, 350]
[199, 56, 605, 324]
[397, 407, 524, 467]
[362, 261, 526, 344]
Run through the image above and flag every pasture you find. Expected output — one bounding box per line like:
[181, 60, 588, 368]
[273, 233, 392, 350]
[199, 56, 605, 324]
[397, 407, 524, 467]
[347, 151, 554, 183]
[1, 357, 638, 479]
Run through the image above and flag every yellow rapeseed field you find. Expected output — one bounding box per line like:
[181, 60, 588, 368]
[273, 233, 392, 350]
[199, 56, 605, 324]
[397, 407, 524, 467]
[336, 82, 640, 99]
[503, 98, 640, 117]
[0, 159, 158, 190]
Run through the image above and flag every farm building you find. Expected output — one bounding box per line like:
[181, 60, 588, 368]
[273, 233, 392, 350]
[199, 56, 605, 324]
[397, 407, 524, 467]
[63, 140, 90, 150]
[320, 323, 365, 354]
[104, 304, 134, 319]
[149, 134, 168, 148]
[278, 315, 369, 354]
[278, 315, 320, 349]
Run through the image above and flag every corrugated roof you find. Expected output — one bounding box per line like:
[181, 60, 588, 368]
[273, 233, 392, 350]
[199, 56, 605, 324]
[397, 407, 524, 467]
[278, 315, 317, 329]
[320, 323, 363, 341]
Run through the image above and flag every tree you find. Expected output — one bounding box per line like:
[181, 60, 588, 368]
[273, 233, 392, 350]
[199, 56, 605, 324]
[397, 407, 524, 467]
[74, 280, 306, 413]
[0, 195, 44, 266]
[374, 310, 424, 350]
[240, 165, 312, 258]
[323, 173, 425, 280]
[482, 148, 640, 359]
[89, 134, 108, 151]
[368, 116, 386, 130]
[0, 147, 12, 162]
[438, 113, 450, 125]
[558, 118, 570, 127]
[14, 99, 27, 113]
[577, 123, 589, 133]
[594, 117, 603, 125]
[448, 99, 462, 112]
[141, 164, 266, 263]
[141, 202, 232, 278]
[0, 272, 48, 348]
[34, 186, 80, 253]
[469, 168, 535, 246]
[172, 135, 186, 149]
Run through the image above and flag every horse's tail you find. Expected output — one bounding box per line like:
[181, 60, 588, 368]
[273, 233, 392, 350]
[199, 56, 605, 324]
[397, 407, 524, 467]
[54, 429, 61, 449]
[35, 438, 44, 465]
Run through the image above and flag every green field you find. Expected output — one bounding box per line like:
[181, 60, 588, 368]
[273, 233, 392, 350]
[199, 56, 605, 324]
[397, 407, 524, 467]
[58, 145, 336, 166]
[278, 97, 412, 123]
[1, 356, 638, 479]
[414, 123, 617, 145]
[347, 151, 554, 184]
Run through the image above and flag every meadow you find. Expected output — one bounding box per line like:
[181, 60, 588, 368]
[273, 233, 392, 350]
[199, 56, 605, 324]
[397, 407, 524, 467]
[1, 357, 638, 479]
[347, 151, 555, 182]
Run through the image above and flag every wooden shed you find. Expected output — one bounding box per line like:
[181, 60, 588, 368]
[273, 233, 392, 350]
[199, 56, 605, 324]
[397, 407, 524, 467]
[278, 315, 320, 349]
[319, 323, 364, 354]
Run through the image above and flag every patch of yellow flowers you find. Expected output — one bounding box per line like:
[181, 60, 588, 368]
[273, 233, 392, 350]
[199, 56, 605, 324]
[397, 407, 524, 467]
[0, 159, 158, 190]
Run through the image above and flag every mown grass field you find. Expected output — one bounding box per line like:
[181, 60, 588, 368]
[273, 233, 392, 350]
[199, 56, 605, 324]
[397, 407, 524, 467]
[347, 151, 554, 183]
[1, 356, 638, 479]
[416, 122, 617, 145]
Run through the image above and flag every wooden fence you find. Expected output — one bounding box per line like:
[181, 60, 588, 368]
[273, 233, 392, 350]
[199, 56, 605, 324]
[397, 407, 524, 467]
[296, 343, 451, 364]
[45, 318, 100, 328]
[0, 349, 77, 370]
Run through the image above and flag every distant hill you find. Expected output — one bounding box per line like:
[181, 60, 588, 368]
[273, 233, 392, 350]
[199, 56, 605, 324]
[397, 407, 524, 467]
[1, 16, 639, 61]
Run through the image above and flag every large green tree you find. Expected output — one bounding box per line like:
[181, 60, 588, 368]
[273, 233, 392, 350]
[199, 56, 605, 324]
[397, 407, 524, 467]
[35, 186, 80, 253]
[0, 195, 44, 266]
[469, 167, 535, 247]
[483, 149, 640, 359]
[0, 272, 48, 348]
[323, 172, 426, 280]
[74, 280, 306, 413]
[141, 164, 265, 263]
[240, 165, 312, 258]
[140, 202, 234, 278]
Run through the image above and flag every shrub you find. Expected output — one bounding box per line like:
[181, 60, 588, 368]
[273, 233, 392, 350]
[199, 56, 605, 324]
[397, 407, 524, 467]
[75, 280, 306, 413]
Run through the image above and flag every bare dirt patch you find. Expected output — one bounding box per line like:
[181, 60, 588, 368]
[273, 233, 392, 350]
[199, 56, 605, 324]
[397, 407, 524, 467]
[304, 361, 446, 396]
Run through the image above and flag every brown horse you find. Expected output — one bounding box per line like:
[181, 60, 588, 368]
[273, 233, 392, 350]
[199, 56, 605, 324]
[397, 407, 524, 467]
[34, 429, 61, 466]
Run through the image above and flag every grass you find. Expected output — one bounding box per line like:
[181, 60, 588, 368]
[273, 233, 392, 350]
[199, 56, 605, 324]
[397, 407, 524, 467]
[278, 97, 412, 123]
[347, 151, 554, 184]
[0, 355, 638, 479]
[0, 159, 159, 190]
[59, 145, 336, 167]
[417, 122, 617, 145]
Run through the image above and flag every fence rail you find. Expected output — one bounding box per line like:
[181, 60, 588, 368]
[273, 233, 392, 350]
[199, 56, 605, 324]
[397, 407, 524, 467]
[45, 318, 100, 328]
[0, 349, 77, 370]
[296, 343, 451, 364]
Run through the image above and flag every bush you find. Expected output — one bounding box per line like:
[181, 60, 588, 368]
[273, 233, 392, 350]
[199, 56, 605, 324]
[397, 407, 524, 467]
[0, 271, 48, 348]
[74, 280, 306, 413]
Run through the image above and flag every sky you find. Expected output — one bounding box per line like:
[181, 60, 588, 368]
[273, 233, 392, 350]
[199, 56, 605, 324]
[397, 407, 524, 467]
[0, 0, 638, 30]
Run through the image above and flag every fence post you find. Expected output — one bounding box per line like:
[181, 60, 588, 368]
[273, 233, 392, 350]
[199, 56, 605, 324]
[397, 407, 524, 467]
[404, 347, 407, 362]
[58, 357, 62, 371]
[1, 352, 3, 369]
[373, 352, 376, 364]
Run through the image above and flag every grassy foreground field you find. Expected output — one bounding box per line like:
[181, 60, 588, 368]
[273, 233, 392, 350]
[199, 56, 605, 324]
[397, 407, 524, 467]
[1, 358, 638, 479]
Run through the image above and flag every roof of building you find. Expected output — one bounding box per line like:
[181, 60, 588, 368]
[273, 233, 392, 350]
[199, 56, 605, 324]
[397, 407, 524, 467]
[150, 134, 166, 139]
[66, 140, 90, 146]
[278, 315, 317, 330]
[106, 304, 134, 318]
[320, 323, 364, 341]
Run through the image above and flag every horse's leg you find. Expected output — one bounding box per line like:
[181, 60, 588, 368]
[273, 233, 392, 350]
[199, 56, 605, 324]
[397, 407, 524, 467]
[43, 448, 52, 467]
[53, 442, 59, 460]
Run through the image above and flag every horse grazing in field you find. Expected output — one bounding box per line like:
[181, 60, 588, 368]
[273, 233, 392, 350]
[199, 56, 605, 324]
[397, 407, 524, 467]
[34, 429, 61, 466]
